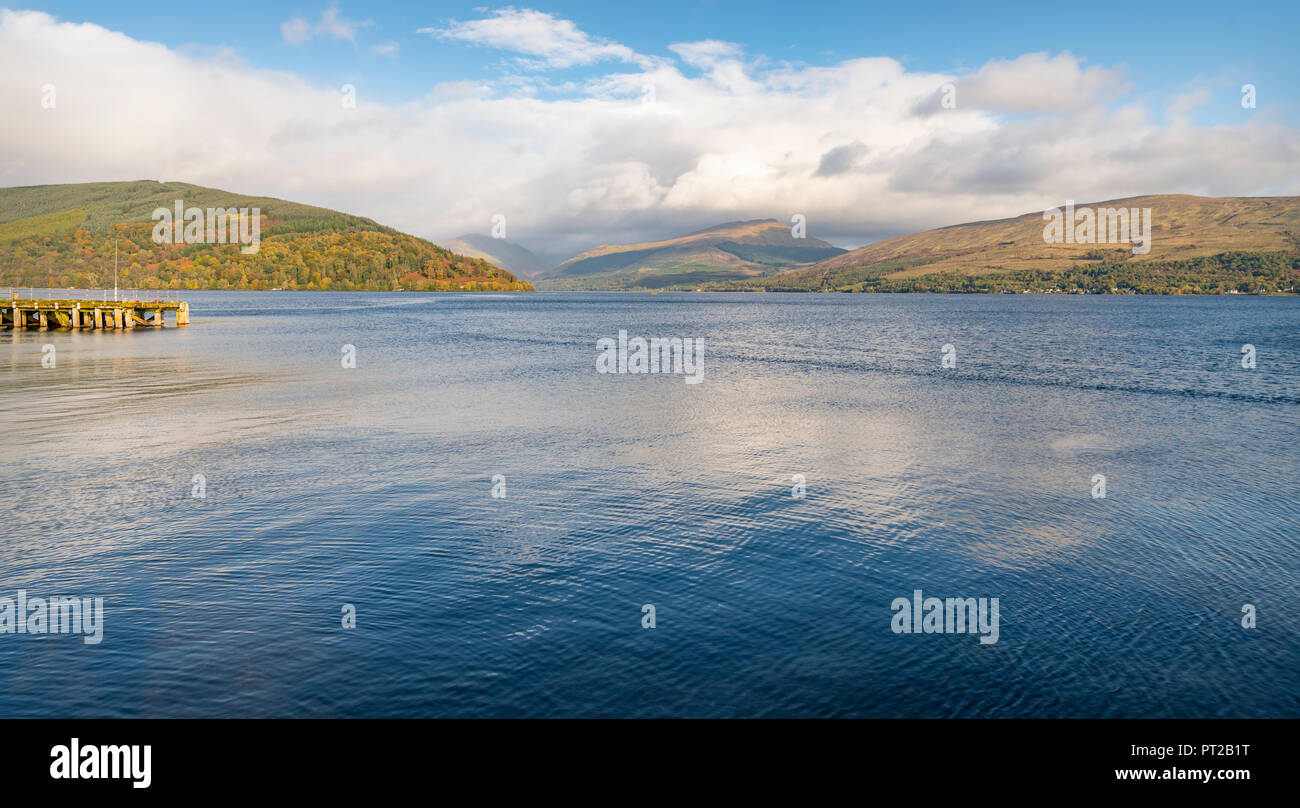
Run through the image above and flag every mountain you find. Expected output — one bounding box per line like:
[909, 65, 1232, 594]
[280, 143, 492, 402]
[0, 181, 532, 292]
[534, 219, 846, 290]
[712, 195, 1300, 294]
[436, 234, 553, 279]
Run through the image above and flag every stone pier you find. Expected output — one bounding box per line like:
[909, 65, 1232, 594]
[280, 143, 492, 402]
[2, 295, 190, 330]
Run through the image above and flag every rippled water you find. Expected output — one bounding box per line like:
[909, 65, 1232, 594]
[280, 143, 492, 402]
[1, 291, 1297, 717]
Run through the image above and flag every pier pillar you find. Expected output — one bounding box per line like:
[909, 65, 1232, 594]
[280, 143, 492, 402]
[154, 309, 164, 327]
[9, 306, 17, 328]
[113, 309, 124, 329]
[93, 309, 103, 329]
[176, 302, 190, 326]
[37, 310, 48, 330]
[70, 307, 81, 329]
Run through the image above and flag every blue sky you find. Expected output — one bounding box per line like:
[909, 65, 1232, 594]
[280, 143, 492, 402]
[22, 0, 1299, 124]
[3, 3, 1298, 253]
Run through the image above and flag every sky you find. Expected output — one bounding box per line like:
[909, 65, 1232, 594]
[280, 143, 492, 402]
[2, 1, 1298, 256]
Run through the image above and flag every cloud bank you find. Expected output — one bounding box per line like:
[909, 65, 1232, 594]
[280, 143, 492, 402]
[2, 7, 1296, 257]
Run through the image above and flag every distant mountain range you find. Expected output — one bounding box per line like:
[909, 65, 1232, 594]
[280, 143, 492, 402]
[0, 181, 532, 292]
[4, 184, 1296, 295]
[436, 234, 555, 279]
[533, 219, 846, 290]
[522, 196, 1299, 293]
[693, 195, 1300, 294]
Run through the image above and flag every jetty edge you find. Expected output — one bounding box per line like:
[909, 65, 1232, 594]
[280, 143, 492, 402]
[4, 292, 189, 329]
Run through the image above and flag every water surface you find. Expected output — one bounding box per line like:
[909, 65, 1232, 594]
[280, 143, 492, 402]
[1, 291, 1297, 717]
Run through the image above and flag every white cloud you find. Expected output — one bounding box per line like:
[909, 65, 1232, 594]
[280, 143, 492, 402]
[421, 7, 652, 69]
[281, 17, 312, 46]
[3, 9, 1297, 257]
[281, 5, 371, 46]
[1167, 86, 1212, 125]
[949, 52, 1128, 113]
[371, 42, 399, 56]
[669, 40, 743, 70]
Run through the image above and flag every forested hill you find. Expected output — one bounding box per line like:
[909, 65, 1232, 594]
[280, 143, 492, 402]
[0, 181, 532, 291]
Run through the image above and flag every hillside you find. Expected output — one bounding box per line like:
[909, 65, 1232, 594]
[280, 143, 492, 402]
[735, 195, 1300, 294]
[535, 219, 845, 290]
[0, 181, 532, 292]
[437, 234, 553, 279]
